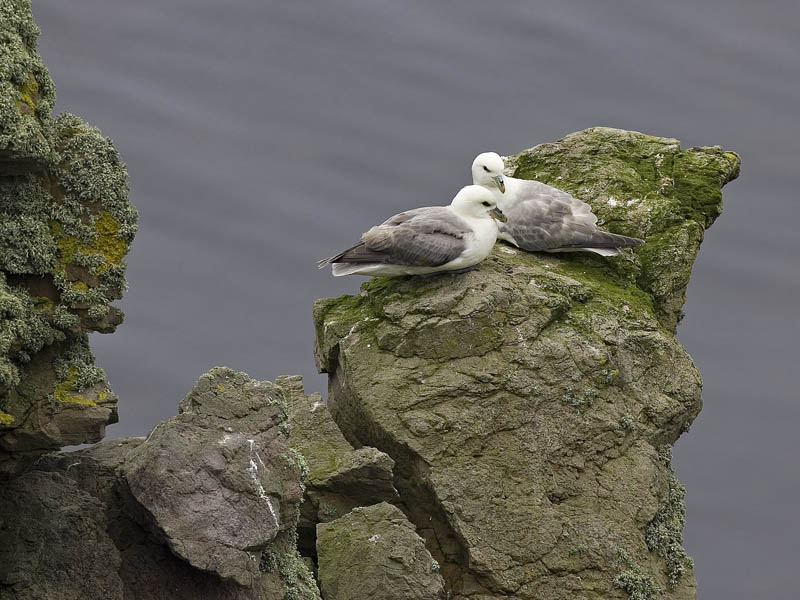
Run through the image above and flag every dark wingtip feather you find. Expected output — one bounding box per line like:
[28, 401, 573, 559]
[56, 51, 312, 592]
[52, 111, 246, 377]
[589, 231, 645, 249]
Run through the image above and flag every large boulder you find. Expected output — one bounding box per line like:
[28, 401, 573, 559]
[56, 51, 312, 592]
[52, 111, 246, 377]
[0, 0, 137, 476]
[317, 502, 446, 600]
[122, 368, 312, 591]
[314, 128, 739, 600]
[277, 375, 399, 555]
[0, 369, 321, 600]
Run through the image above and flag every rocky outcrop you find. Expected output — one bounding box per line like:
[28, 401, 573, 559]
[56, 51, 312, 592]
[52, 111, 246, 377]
[1, 6, 742, 597]
[0, 369, 320, 600]
[317, 502, 446, 600]
[123, 368, 309, 588]
[278, 375, 400, 555]
[0, 0, 137, 476]
[314, 128, 740, 600]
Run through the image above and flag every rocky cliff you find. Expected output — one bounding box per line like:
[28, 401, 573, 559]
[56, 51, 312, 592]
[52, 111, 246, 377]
[313, 129, 739, 599]
[0, 0, 137, 476]
[0, 2, 741, 599]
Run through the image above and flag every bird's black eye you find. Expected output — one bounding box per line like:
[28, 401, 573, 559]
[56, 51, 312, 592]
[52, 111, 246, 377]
[483, 166, 490, 172]
[481, 201, 491, 207]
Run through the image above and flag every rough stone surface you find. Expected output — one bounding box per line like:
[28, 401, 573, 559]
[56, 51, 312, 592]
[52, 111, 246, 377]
[317, 502, 446, 600]
[0, 0, 138, 476]
[0, 370, 322, 600]
[314, 128, 739, 600]
[0, 470, 123, 600]
[122, 367, 307, 588]
[277, 375, 399, 555]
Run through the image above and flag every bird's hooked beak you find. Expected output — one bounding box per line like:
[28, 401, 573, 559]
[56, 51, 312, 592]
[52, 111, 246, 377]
[489, 207, 507, 223]
[493, 175, 505, 193]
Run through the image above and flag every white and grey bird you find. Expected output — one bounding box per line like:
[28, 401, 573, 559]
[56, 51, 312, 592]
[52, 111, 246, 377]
[471, 152, 643, 256]
[318, 185, 507, 277]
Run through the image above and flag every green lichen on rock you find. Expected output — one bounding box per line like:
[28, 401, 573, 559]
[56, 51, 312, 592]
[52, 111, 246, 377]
[314, 128, 734, 599]
[277, 375, 399, 556]
[260, 528, 322, 600]
[508, 127, 739, 330]
[316, 502, 446, 600]
[614, 553, 662, 600]
[0, 0, 136, 475]
[646, 447, 694, 588]
[0, 0, 55, 170]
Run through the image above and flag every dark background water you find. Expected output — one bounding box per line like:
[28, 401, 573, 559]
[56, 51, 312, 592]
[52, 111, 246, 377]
[33, 2, 798, 597]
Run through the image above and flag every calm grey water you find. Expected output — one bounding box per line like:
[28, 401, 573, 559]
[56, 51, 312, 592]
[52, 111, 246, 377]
[33, 2, 799, 597]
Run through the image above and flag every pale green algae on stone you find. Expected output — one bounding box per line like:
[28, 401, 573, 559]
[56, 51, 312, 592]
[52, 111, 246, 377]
[0, 0, 55, 171]
[0, 0, 137, 473]
[314, 128, 739, 600]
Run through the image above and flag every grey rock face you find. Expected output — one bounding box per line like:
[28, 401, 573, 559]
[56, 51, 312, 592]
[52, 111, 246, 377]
[314, 129, 739, 599]
[122, 367, 305, 588]
[0, 470, 124, 600]
[317, 502, 446, 600]
[277, 375, 399, 555]
[0, 369, 321, 600]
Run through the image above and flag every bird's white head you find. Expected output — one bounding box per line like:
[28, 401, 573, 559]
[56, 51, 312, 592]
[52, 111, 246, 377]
[471, 152, 506, 193]
[450, 185, 507, 223]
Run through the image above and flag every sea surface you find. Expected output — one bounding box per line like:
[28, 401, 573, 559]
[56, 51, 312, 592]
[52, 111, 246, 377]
[33, 2, 799, 598]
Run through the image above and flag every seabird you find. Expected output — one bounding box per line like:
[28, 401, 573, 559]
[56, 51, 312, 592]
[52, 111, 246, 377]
[318, 185, 507, 277]
[471, 152, 643, 256]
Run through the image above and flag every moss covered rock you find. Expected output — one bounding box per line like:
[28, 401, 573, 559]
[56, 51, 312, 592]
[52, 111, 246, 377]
[317, 502, 446, 600]
[277, 375, 400, 556]
[0, 0, 137, 475]
[506, 127, 739, 330]
[314, 129, 738, 600]
[0, 0, 55, 172]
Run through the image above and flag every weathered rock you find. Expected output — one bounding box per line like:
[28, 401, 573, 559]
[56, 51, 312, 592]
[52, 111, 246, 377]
[122, 367, 307, 589]
[317, 502, 446, 600]
[314, 129, 739, 600]
[1, 369, 322, 600]
[504, 128, 740, 331]
[0, 470, 124, 600]
[277, 375, 399, 555]
[0, 0, 54, 172]
[0, 0, 137, 476]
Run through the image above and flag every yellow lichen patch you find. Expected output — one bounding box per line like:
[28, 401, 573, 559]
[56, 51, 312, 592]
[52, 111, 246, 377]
[71, 281, 89, 292]
[49, 212, 128, 276]
[0, 410, 15, 427]
[217, 384, 226, 391]
[16, 75, 39, 116]
[34, 296, 55, 312]
[52, 369, 97, 406]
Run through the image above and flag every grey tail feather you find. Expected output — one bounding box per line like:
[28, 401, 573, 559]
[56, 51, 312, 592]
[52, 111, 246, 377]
[317, 242, 365, 269]
[317, 256, 336, 269]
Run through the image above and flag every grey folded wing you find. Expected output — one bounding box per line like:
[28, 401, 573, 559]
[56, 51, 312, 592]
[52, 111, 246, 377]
[319, 207, 470, 268]
[502, 180, 641, 251]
